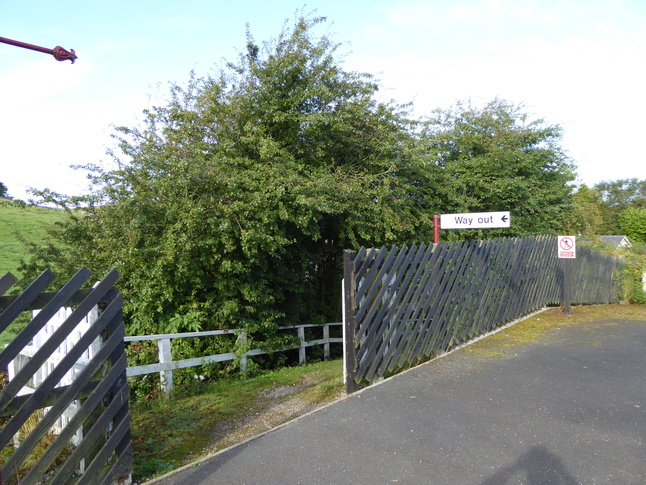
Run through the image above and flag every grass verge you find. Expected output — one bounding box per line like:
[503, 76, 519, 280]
[132, 358, 344, 482]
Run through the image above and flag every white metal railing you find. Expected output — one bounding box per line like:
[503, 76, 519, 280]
[124, 323, 343, 393]
[8, 305, 342, 396]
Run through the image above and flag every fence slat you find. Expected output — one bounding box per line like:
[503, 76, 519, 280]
[394, 243, 452, 368]
[0, 267, 92, 370]
[355, 244, 416, 371]
[0, 268, 132, 484]
[362, 244, 434, 379]
[0, 292, 122, 418]
[0, 269, 55, 333]
[1, 320, 125, 476]
[77, 407, 131, 485]
[378, 243, 444, 374]
[49, 385, 130, 484]
[344, 250, 359, 393]
[344, 235, 620, 390]
[18, 352, 127, 483]
[0, 272, 18, 295]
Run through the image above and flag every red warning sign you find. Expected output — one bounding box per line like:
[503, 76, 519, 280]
[558, 236, 576, 259]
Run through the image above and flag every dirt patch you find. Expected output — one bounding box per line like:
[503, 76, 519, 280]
[203, 374, 344, 455]
[262, 385, 300, 398]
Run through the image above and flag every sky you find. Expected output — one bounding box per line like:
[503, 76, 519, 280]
[1, 0, 645, 202]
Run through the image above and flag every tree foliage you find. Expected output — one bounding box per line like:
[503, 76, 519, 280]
[0, 181, 8, 198]
[21, 15, 579, 342]
[619, 207, 646, 242]
[420, 99, 576, 237]
[594, 178, 646, 234]
[23, 15, 432, 338]
[562, 184, 605, 237]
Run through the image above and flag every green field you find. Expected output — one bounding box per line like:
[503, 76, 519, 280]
[0, 199, 68, 345]
[0, 198, 67, 280]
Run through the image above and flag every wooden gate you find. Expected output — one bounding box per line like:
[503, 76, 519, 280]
[343, 236, 620, 392]
[0, 268, 132, 484]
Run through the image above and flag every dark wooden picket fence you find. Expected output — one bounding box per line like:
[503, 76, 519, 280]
[0, 268, 132, 485]
[343, 235, 620, 392]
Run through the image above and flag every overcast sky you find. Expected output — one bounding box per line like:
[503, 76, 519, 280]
[1, 0, 645, 202]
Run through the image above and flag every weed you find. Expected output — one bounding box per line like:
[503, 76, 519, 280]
[1, 410, 75, 484]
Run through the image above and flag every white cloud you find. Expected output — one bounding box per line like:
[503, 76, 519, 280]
[348, 0, 646, 186]
[0, 58, 147, 200]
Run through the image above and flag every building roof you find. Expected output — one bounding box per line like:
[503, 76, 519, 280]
[599, 235, 632, 248]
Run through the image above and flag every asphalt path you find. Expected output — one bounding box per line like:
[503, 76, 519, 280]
[150, 315, 646, 484]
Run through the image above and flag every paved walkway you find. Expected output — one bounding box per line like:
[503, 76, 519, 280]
[150, 314, 646, 484]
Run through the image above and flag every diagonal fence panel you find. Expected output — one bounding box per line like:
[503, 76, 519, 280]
[0, 268, 132, 485]
[343, 236, 620, 392]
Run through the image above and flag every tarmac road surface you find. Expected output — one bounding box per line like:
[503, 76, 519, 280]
[149, 314, 646, 485]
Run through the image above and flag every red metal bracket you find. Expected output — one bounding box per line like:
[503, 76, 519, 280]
[0, 36, 77, 63]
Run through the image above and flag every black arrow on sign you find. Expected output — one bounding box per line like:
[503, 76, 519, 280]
[501, 215, 508, 223]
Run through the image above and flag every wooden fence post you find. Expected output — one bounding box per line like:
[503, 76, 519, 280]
[157, 338, 173, 394]
[343, 250, 359, 393]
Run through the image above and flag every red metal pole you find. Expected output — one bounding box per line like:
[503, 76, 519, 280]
[0, 36, 77, 63]
[433, 214, 440, 244]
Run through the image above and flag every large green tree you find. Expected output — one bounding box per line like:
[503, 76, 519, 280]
[420, 99, 577, 237]
[562, 184, 605, 237]
[594, 178, 646, 234]
[23, 15, 432, 337]
[22, 18, 579, 341]
[619, 207, 646, 243]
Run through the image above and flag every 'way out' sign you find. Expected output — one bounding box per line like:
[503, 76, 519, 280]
[440, 211, 511, 230]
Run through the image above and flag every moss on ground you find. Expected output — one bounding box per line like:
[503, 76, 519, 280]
[461, 304, 646, 360]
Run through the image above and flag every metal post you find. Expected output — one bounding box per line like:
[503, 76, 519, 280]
[433, 214, 440, 244]
[563, 259, 572, 314]
[0, 36, 77, 63]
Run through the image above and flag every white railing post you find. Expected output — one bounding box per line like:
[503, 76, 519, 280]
[323, 324, 330, 360]
[237, 331, 248, 375]
[298, 326, 306, 364]
[157, 338, 173, 394]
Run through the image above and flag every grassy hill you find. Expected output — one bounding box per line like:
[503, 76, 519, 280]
[0, 198, 68, 345]
[0, 198, 68, 281]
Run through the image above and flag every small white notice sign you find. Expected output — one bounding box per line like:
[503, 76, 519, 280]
[440, 211, 511, 230]
[558, 236, 576, 258]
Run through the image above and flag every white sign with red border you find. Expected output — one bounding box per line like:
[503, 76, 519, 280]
[558, 235, 576, 259]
